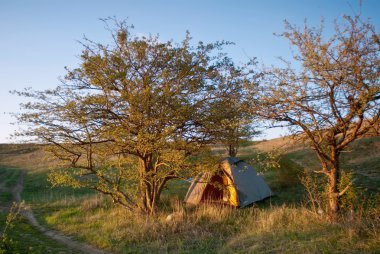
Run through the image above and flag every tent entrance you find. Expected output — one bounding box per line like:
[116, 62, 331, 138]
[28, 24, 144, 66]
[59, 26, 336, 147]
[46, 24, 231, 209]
[201, 174, 224, 202]
[200, 174, 239, 206]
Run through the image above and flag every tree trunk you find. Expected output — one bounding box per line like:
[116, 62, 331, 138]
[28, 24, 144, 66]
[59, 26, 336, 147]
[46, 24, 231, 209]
[138, 158, 150, 213]
[137, 157, 161, 214]
[138, 184, 148, 212]
[137, 182, 155, 214]
[328, 163, 340, 220]
[228, 144, 238, 157]
[137, 157, 176, 215]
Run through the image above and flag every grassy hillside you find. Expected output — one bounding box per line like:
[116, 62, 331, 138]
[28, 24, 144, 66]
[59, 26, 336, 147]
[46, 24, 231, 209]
[0, 138, 379, 253]
[271, 136, 380, 193]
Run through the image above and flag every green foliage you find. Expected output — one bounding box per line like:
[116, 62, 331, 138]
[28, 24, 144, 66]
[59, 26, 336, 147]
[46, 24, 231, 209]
[248, 148, 301, 188]
[249, 148, 282, 172]
[207, 64, 260, 157]
[0, 213, 76, 254]
[338, 170, 358, 211]
[0, 203, 22, 254]
[276, 156, 303, 187]
[0, 193, 12, 204]
[299, 170, 326, 213]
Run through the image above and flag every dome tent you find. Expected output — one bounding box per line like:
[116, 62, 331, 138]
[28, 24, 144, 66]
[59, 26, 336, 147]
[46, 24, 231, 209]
[184, 157, 273, 207]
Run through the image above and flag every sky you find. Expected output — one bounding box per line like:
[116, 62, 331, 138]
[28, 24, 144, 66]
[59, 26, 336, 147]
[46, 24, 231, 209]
[0, 0, 379, 143]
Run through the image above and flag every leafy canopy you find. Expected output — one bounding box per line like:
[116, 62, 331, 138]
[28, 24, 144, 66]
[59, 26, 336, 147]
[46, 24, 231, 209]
[14, 19, 257, 212]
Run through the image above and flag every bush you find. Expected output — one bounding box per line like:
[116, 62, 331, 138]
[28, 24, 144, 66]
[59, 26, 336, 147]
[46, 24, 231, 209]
[0, 202, 22, 254]
[338, 170, 358, 212]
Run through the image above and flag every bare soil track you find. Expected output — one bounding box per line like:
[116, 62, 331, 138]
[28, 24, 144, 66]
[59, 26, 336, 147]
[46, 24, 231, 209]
[8, 170, 113, 254]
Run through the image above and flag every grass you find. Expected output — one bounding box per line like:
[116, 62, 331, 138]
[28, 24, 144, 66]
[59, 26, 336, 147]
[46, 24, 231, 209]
[22, 167, 94, 204]
[220, 206, 380, 254]
[0, 166, 21, 188]
[285, 136, 380, 195]
[0, 167, 22, 208]
[0, 192, 12, 203]
[38, 200, 380, 253]
[0, 137, 379, 253]
[0, 167, 79, 253]
[0, 213, 80, 254]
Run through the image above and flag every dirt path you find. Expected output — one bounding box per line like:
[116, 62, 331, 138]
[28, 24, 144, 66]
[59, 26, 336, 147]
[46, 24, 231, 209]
[11, 171, 113, 254]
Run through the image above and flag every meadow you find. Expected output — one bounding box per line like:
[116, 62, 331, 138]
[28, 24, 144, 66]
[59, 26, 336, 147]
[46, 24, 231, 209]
[0, 137, 379, 253]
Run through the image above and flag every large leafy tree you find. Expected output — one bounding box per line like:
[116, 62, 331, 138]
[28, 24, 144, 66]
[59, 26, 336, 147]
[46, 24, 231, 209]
[14, 20, 253, 214]
[255, 15, 380, 218]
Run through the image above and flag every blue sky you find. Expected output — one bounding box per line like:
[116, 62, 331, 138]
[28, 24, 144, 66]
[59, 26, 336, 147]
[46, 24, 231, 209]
[0, 0, 379, 142]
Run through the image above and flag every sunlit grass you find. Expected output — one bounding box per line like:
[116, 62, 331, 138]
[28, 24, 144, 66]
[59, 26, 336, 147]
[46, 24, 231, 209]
[38, 199, 380, 253]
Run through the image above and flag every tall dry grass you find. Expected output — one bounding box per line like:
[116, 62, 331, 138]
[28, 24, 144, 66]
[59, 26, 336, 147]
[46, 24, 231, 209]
[38, 194, 380, 253]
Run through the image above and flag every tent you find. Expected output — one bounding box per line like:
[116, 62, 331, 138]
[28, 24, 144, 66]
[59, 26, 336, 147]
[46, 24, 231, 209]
[184, 157, 273, 207]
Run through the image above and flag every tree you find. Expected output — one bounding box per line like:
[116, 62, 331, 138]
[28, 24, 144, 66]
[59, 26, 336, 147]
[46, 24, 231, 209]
[14, 20, 251, 214]
[215, 98, 257, 157]
[255, 15, 380, 218]
[209, 58, 259, 157]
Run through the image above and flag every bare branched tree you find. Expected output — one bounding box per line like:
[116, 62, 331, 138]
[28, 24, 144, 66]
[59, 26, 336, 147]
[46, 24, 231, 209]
[255, 15, 380, 218]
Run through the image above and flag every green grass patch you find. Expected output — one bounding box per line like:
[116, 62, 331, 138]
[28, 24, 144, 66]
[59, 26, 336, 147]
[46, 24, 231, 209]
[22, 169, 94, 204]
[0, 166, 21, 188]
[0, 214, 78, 254]
[0, 192, 12, 204]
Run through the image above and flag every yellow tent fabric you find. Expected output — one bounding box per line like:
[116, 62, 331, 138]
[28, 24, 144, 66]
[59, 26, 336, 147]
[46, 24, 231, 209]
[223, 174, 239, 206]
